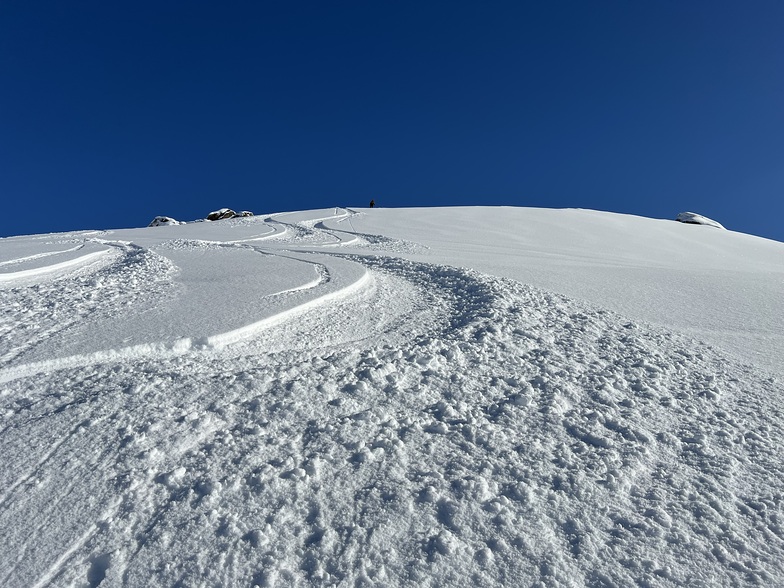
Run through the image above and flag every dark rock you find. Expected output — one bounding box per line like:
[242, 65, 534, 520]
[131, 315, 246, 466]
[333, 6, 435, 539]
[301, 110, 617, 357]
[207, 208, 238, 221]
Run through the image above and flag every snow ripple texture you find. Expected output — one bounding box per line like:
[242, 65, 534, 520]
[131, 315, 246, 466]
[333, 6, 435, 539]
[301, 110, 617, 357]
[0, 211, 782, 587]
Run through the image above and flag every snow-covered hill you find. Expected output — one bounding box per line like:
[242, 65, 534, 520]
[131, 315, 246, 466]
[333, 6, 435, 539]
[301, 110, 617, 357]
[1, 207, 782, 587]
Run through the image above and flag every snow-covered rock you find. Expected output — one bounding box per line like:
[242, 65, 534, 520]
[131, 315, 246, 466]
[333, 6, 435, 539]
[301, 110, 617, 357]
[206, 208, 253, 221]
[675, 211, 725, 229]
[148, 216, 181, 227]
[206, 208, 237, 221]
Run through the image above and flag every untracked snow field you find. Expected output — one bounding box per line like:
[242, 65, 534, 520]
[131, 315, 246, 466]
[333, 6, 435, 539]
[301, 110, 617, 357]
[1, 207, 783, 587]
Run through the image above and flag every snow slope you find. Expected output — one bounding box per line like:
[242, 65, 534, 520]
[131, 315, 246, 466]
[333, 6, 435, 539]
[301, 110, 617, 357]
[1, 207, 782, 587]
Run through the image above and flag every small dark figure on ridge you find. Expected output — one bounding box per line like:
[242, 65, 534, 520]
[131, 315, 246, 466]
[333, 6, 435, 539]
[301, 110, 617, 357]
[369, 199, 375, 208]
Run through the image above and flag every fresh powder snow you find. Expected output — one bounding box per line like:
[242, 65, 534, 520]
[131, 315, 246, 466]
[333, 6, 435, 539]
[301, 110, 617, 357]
[0, 206, 782, 587]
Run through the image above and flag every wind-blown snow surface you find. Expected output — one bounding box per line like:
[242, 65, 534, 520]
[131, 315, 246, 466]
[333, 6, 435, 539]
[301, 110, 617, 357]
[1, 207, 782, 587]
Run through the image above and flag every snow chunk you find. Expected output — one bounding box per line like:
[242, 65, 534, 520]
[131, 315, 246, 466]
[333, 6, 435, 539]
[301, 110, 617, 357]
[675, 212, 725, 229]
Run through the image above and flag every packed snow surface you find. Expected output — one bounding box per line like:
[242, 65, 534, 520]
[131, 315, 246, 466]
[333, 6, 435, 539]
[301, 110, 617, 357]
[1, 206, 782, 587]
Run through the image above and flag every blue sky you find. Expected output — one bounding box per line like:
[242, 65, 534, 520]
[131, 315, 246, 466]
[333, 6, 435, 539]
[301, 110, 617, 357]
[1, 1, 783, 241]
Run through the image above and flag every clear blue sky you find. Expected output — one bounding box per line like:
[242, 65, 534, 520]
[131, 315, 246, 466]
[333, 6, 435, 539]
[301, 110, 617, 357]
[2, 1, 783, 241]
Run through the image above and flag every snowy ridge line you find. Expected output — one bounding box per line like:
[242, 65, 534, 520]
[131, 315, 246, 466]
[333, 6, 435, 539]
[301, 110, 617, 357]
[0, 249, 112, 283]
[0, 264, 372, 384]
[0, 244, 85, 267]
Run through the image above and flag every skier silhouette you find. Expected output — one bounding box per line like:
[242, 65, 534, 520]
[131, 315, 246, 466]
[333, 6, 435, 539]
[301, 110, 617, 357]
[369, 199, 375, 208]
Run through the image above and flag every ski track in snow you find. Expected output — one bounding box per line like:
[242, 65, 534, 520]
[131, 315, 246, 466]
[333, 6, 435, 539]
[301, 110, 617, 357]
[0, 249, 114, 283]
[0, 243, 87, 268]
[0, 209, 782, 587]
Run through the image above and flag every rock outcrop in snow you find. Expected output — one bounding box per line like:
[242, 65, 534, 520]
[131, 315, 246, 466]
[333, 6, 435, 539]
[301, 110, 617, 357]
[148, 216, 181, 227]
[206, 208, 254, 221]
[675, 211, 725, 229]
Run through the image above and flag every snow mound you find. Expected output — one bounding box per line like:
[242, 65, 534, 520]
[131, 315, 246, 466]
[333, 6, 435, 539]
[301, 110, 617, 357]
[148, 216, 181, 227]
[675, 211, 725, 229]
